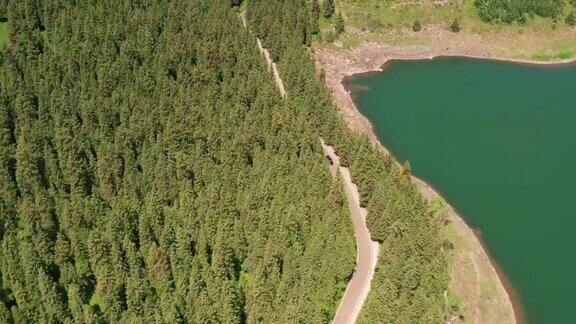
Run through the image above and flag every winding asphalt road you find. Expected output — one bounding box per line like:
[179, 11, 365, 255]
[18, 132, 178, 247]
[321, 140, 379, 324]
[241, 11, 377, 322]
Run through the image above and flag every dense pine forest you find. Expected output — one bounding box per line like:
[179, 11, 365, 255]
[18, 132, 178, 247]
[0, 0, 449, 323]
[0, 1, 358, 322]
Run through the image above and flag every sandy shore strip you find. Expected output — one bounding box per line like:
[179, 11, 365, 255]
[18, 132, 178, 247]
[312, 39, 575, 323]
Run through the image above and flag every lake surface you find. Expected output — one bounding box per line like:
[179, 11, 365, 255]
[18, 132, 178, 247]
[346, 58, 576, 324]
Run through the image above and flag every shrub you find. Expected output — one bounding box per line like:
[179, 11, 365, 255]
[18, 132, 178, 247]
[450, 18, 461, 32]
[566, 11, 576, 27]
[412, 20, 422, 32]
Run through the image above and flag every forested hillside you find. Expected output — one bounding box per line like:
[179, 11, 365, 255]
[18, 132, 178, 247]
[0, 0, 450, 322]
[248, 1, 449, 322]
[0, 1, 357, 322]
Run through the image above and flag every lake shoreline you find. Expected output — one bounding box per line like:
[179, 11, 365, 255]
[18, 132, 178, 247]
[313, 43, 573, 323]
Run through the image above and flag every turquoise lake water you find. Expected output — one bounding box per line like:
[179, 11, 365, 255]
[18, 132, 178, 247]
[346, 58, 576, 323]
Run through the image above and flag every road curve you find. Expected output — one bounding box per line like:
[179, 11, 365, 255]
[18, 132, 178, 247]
[321, 140, 379, 324]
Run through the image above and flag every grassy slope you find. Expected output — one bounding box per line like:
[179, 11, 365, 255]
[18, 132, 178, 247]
[330, 0, 576, 61]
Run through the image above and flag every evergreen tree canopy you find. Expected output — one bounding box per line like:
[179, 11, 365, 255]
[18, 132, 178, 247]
[0, 0, 355, 322]
[0, 0, 450, 322]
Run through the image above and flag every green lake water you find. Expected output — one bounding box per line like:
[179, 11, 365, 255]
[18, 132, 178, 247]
[345, 58, 576, 323]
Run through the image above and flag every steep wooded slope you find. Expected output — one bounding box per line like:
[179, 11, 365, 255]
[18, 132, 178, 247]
[0, 0, 450, 322]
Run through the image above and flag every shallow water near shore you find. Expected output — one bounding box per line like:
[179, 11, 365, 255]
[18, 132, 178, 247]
[345, 57, 576, 324]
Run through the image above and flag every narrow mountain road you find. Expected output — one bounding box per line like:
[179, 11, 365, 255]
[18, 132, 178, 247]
[240, 10, 286, 98]
[321, 140, 379, 324]
[255, 38, 287, 98]
[241, 11, 377, 323]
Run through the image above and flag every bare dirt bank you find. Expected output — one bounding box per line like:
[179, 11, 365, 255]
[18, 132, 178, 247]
[311, 38, 573, 323]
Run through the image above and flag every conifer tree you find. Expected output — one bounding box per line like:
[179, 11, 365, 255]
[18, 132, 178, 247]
[335, 12, 345, 34]
[566, 11, 576, 27]
[312, 0, 320, 21]
[323, 0, 335, 19]
[450, 18, 461, 32]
